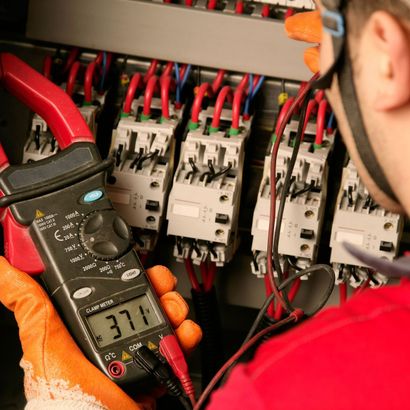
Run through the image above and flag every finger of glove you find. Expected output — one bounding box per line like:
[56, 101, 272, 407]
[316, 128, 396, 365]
[285, 11, 322, 44]
[175, 320, 202, 355]
[146, 265, 177, 297]
[160, 291, 189, 328]
[304, 46, 320, 73]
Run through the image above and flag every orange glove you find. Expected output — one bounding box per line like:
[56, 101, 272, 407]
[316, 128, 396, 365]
[285, 10, 323, 74]
[0, 257, 201, 410]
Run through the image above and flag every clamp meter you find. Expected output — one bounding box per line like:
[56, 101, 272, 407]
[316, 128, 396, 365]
[0, 54, 174, 387]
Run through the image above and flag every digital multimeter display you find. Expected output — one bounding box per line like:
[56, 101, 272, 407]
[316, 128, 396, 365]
[86, 295, 162, 348]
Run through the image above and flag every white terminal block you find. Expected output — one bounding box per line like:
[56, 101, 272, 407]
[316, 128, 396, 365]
[251, 120, 335, 276]
[167, 106, 252, 266]
[251, 0, 314, 9]
[79, 104, 100, 138]
[106, 97, 183, 252]
[23, 114, 59, 163]
[330, 160, 404, 270]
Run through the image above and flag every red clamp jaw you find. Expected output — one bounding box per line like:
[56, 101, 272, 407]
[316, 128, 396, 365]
[0, 53, 95, 274]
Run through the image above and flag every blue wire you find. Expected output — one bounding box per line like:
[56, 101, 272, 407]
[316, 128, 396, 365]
[181, 64, 192, 90]
[327, 111, 335, 130]
[243, 74, 254, 116]
[251, 75, 265, 98]
[174, 62, 181, 105]
[99, 52, 107, 92]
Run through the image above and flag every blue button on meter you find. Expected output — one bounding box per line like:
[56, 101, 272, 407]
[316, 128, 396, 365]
[83, 190, 104, 203]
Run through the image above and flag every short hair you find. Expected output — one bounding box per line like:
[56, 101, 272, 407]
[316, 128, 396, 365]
[347, 0, 410, 33]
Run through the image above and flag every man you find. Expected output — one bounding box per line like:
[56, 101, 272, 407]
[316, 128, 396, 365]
[2, 0, 410, 408]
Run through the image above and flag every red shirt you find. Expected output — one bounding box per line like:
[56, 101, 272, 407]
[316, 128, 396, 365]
[208, 280, 410, 409]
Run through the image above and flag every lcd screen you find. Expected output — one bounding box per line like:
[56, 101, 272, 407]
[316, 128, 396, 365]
[86, 294, 162, 348]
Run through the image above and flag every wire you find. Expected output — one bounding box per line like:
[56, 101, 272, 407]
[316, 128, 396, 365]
[211, 86, 233, 130]
[143, 75, 159, 118]
[274, 97, 295, 136]
[315, 100, 328, 147]
[123, 73, 142, 115]
[261, 4, 270, 17]
[98, 51, 107, 92]
[205, 262, 217, 291]
[62, 47, 80, 75]
[274, 277, 301, 321]
[66, 61, 81, 97]
[302, 99, 318, 136]
[244, 264, 335, 347]
[84, 61, 97, 104]
[184, 258, 201, 292]
[339, 283, 347, 305]
[207, 0, 217, 9]
[272, 91, 312, 299]
[43, 55, 53, 80]
[231, 87, 245, 131]
[212, 69, 225, 94]
[243, 75, 265, 118]
[160, 75, 173, 119]
[235, 0, 244, 14]
[327, 111, 335, 131]
[191, 83, 214, 125]
[267, 73, 319, 313]
[162, 61, 174, 78]
[144, 60, 159, 83]
[237, 74, 249, 94]
[194, 315, 298, 410]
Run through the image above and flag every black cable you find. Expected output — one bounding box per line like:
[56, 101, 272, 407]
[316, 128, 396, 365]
[34, 125, 41, 150]
[273, 92, 312, 291]
[286, 256, 302, 271]
[137, 150, 159, 170]
[243, 264, 335, 346]
[129, 151, 143, 169]
[291, 181, 315, 200]
[208, 163, 232, 182]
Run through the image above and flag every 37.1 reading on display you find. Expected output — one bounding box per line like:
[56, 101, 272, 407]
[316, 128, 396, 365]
[86, 294, 162, 348]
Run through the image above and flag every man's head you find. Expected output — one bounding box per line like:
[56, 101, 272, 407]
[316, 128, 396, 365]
[318, 0, 410, 214]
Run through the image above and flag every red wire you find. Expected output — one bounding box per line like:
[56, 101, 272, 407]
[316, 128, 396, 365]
[184, 258, 201, 292]
[231, 87, 245, 130]
[235, 0, 244, 14]
[275, 97, 295, 136]
[302, 99, 318, 138]
[63, 47, 80, 74]
[339, 283, 347, 305]
[43, 56, 52, 80]
[315, 100, 328, 146]
[207, 0, 217, 9]
[66, 61, 81, 97]
[143, 75, 159, 117]
[123, 73, 142, 114]
[211, 85, 233, 129]
[285, 8, 295, 19]
[191, 83, 214, 123]
[162, 62, 174, 79]
[95, 51, 112, 74]
[315, 90, 325, 103]
[274, 278, 301, 321]
[268, 73, 319, 312]
[205, 262, 217, 291]
[160, 75, 173, 119]
[179, 64, 188, 81]
[84, 61, 97, 104]
[199, 262, 209, 288]
[264, 275, 275, 317]
[212, 69, 225, 94]
[194, 314, 299, 410]
[144, 60, 159, 83]
[261, 4, 270, 17]
[237, 74, 249, 94]
[354, 278, 370, 296]
[185, 0, 193, 5]
[0, 145, 9, 169]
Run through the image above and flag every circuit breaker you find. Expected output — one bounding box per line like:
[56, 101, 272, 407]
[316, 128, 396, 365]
[167, 103, 252, 266]
[251, 120, 335, 276]
[330, 160, 404, 287]
[107, 95, 183, 252]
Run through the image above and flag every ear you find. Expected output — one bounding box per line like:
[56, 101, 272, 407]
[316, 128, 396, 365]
[366, 11, 410, 111]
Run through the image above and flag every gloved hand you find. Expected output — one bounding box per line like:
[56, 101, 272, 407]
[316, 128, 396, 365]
[0, 257, 201, 410]
[285, 10, 323, 73]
